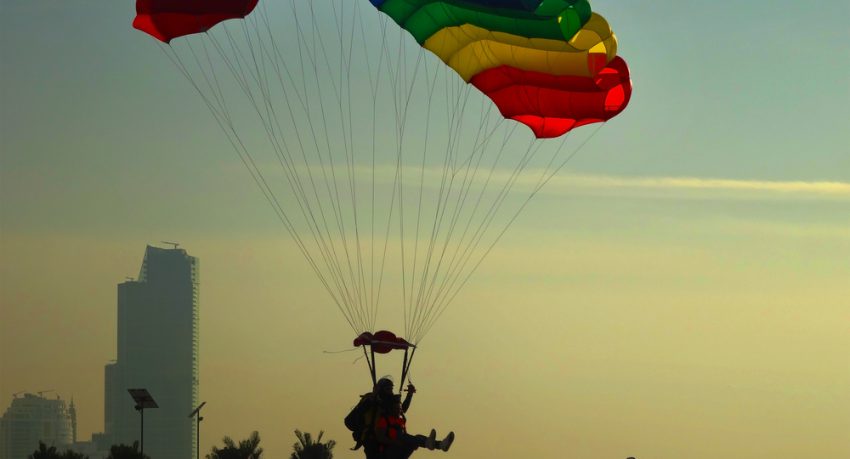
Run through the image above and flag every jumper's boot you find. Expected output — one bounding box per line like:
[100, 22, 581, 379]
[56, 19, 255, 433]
[435, 432, 455, 452]
[425, 429, 437, 450]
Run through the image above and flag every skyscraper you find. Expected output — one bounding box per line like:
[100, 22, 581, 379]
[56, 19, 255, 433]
[0, 393, 75, 459]
[104, 245, 199, 459]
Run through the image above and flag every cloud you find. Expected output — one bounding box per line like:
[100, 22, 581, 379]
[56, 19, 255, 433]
[222, 156, 850, 203]
[542, 174, 850, 198]
[278, 163, 850, 200]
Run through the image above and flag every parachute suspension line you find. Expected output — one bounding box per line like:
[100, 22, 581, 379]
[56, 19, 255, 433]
[406, 57, 442, 339]
[410, 128, 533, 343]
[412, 108, 513, 328]
[392, 28, 408, 343]
[371, 13, 399, 336]
[415, 130, 536, 341]
[418, 124, 608, 341]
[373, 16, 428, 339]
[423, 139, 547, 337]
[395, 47, 427, 343]
[384, 25, 426, 337]
[306, 0, 369, 328]
[239, 12, 371, 332]
[412, 127, 505, 336]
[207, 3, 396, 332]
[416, 97, 506, 315]
[407, 106, 488, 338]
[357, 11, 391, 333]
[297, 4, 364, 326]
[407, 74, 474, 333]
[407, 81, 504, 342]
[221, 17, 367, 331]
[311, 2, 365, 328]
[284, 2, 350, 311]
[414, 137, 548, 340]
[258, 33, 372, 329]
[335, 0, 370, 328]
[284, 0, 381, 332]
[155, 40, 359, 334]
[407, 75, 459, 339]
[283, 1, 375, 330]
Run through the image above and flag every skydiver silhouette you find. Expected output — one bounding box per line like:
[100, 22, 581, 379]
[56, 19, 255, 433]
[375, 394, 454, 458]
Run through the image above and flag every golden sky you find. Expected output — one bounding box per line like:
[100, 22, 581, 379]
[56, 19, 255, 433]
[2, 0, 849, 458]
[2, 182, 849, 458]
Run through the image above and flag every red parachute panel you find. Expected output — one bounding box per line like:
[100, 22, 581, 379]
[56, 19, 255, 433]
[134, 0, 259, 43]
[471, 57, 632, 138]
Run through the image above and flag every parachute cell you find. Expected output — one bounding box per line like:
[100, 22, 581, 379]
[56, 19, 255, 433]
[373, 0, 591, 43]
[423, 14, 617, 81]
[471, 57, 632, 138]
[369, 0, 630, 137]
[133, 0, 259, 43]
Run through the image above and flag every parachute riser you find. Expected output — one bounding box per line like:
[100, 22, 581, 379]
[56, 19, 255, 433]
[363, 345, 377, 386]
[399, 346, 417, 393]
[356, 334, 417, 391]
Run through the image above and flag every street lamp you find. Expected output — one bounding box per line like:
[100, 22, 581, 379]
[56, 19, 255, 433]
[128, 388, 158, 456]
[189, 401, 207, 459]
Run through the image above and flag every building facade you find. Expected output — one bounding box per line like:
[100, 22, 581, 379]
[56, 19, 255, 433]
[0, 393, 75, 459]
[103, 245, 199, 459]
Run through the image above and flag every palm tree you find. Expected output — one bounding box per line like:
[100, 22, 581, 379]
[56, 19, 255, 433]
[29, 442, 59, 459]
[106, 442, 149, 459]
[290, 430, 335, 459]
[206, 431, 263, 459]
[60, 450, 88, 459]
[28, 442, 89, 459]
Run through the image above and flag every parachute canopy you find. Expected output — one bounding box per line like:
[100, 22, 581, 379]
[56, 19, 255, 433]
[133, 0, 259, 43]
[132, 0, 633, 355]
[369, 0, 631, 137]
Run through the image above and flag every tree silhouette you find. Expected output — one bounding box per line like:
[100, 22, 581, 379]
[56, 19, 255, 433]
[290, 430, 335, 459]
[28, 442, 58, 459]
[28, 442, 89, 459]
[206, 431, 263, 459]
[106, 441, 149, 459]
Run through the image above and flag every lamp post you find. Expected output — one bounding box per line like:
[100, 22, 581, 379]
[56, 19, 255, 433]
[189, 401, 207, 459]
[128, 389, 158, 456]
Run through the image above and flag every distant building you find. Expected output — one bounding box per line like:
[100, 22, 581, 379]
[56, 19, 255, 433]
[68, 438, 104, 458]
[0, 393, 75, 459]
[103, 245, 199, 459]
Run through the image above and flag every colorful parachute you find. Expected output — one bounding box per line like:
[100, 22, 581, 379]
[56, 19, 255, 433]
[134, 0, 630, 138]
[133, 0, 632, 382]
[368, 0, 631, 137]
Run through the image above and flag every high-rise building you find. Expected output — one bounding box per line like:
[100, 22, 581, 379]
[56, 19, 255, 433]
[103, 245, 199, 459]
[0, 393, 75, 459]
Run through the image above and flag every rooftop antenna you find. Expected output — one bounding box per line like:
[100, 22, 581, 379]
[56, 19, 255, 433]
[161, 241, 180, 249]
[37, 389, 56, 397]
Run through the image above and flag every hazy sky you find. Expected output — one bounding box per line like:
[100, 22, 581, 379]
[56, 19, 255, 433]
[2, 1, 849, 458]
